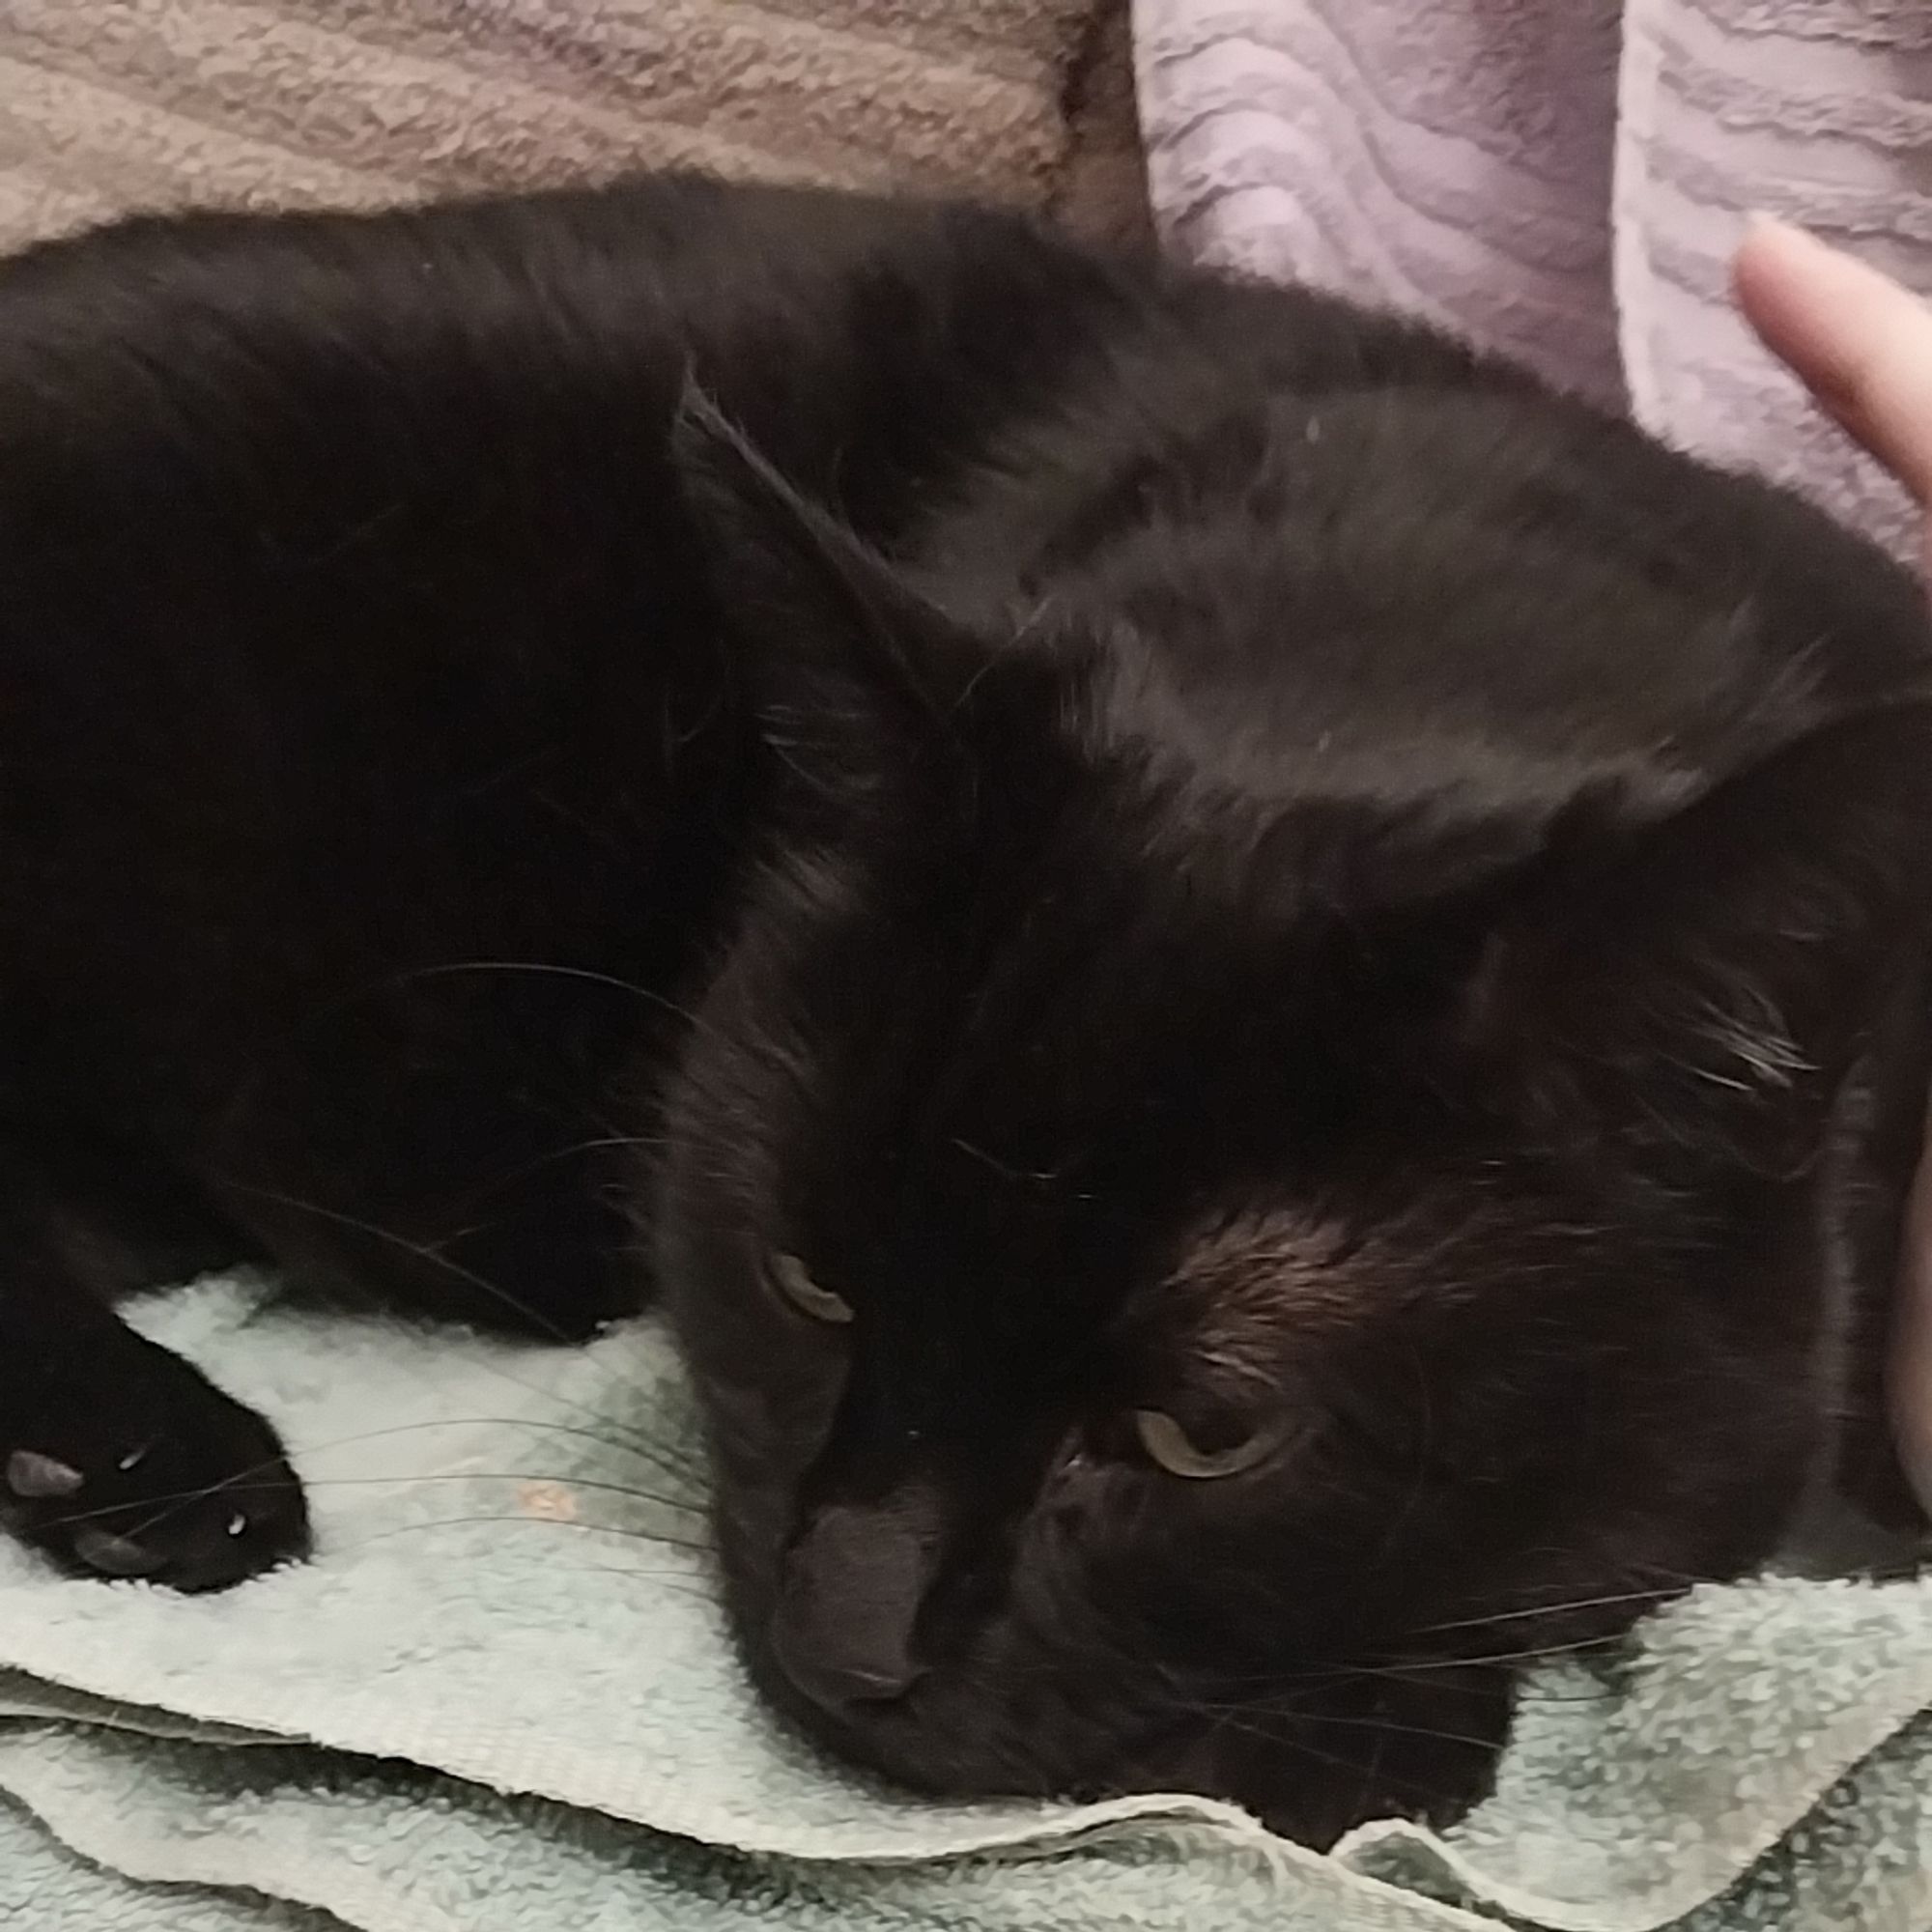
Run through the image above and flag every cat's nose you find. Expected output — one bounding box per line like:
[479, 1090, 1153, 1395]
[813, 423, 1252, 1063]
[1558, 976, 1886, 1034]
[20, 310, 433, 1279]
[769, 1497, 932, 1712]
[771, 1617, 924, 1710]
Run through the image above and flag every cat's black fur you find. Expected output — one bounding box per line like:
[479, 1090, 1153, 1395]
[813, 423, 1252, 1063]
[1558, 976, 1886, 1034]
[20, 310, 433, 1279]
[0, 171, 1929, 1844]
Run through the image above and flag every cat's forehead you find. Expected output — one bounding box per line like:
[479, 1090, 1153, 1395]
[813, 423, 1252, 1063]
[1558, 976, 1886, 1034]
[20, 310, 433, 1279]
[1145, 1207, 1388, 1359]
[1166, 1209, 1355, 1317]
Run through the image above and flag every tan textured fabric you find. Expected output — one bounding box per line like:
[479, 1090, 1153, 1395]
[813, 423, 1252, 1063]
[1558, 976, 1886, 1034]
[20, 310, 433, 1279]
[1054, 0, 1151, 252]
[0, 0, 1147, 248]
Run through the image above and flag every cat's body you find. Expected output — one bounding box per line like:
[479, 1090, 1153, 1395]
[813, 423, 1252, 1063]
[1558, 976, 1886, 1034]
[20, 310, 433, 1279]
[0, 172, 1928, 1844]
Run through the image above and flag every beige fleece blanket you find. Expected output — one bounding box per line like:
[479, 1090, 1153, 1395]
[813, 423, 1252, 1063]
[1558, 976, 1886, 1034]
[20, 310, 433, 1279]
[0, 0, 1148, 250]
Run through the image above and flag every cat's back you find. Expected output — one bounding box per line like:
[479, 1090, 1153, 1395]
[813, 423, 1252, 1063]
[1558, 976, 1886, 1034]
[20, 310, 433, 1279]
[1, 169, 1923, 887]
[0, 171, 1126, 574]
[948, 274, 1932, 836]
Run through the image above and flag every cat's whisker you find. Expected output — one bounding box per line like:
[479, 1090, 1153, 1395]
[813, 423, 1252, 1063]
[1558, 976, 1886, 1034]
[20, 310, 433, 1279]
[281, 1471, 706, 1511]
[470, 1408, 701, 1497]
[1174, 1707, 1470, 1809]
[1184, 1699, 1505, 1756]
[294, 1408, 708, 1507]
[1406, 1584, 1691, 1639]
[1276, 1740, 1452, 1808]
[206, 1178, 682, 1463]
[512, 1562, 719, 1604]
[36, 1475, 307, 1538]
[1212, 1632, 1636, 1690]
[330, 1512, 717, 1558]
[1188, 1626, 1640, 1695]
[284, 1413, 697, 1473]
[1381, 1633, 1641, 1673]
[389, 959, 721, 1041]
[469, 1131, 676, 1193]
[1270, 1659, 1618, 1705]
[215, 1178, 597, 1352]
[37, 1468, 707, 1539]
[29, 1410, 707, 1540]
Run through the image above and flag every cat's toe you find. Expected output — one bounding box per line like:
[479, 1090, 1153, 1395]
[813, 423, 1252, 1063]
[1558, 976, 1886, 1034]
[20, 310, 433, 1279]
[6, 1450, 84, 1499]
[3, 1385, 309, 1591]
[69, 1524, 168, 1578]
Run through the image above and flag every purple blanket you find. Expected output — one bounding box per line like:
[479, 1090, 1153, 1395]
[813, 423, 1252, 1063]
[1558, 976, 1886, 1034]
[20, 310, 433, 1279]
[1135, 0, 1932, 561]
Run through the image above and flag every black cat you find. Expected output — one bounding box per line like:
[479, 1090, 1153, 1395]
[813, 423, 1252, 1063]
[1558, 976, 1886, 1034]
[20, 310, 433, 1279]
[0, 172, 1926, 1845]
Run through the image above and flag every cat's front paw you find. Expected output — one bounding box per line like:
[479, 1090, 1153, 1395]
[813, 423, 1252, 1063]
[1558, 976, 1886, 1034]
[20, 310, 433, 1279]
[1, 1337, 309, 1592]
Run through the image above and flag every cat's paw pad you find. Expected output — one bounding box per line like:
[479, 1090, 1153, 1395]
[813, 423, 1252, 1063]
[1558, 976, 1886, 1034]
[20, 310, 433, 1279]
[2, 1385, 309, 1592]
[6, 1450, 83, 1499]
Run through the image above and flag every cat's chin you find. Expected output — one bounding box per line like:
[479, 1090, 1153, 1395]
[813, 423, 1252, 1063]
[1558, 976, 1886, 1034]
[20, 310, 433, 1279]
[731, 1614, 1141, 1808]
[760, 1683, 1498, 1851]
[734, 1609, 1505, 1848]
[724, 1548, 1516, 1848]
[737, 1637, 1062, 1799]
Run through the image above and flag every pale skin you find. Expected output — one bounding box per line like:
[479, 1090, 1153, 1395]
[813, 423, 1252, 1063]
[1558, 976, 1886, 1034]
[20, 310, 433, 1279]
[1733, 216, 1932, 573]
[1730, 216, 1932, 1511]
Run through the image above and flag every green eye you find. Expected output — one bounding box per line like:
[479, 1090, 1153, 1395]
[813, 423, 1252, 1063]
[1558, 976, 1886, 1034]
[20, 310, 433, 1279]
[1132, 1408, 1283, 1480]
[767, 1251, 855, 1325]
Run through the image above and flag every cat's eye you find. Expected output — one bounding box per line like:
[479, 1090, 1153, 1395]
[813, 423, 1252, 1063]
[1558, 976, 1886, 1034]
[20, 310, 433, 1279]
[766, 1251, 854, 1325]
[1132, 1407, 1283, 1481]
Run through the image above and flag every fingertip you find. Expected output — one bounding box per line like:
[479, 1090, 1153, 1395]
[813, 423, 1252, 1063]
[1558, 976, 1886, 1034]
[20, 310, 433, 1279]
[1732, 215, 1830, 314]
[1730, 219, 1932, 515]
[1739, 212, 1817, 249]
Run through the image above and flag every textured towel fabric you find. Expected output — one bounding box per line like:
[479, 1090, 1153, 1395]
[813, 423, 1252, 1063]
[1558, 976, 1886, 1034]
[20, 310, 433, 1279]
[2, 1280, 1931, 1931]
[1134, 0, 1932, 561]
[0, 0, 1149, 252]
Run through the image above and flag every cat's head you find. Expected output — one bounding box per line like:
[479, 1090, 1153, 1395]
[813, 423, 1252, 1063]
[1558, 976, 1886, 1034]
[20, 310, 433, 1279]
[653, 393, 1932, 1843]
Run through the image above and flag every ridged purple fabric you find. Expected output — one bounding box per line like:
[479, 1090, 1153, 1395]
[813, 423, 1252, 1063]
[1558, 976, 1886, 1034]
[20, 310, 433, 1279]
[1136, 0, 1932, 559]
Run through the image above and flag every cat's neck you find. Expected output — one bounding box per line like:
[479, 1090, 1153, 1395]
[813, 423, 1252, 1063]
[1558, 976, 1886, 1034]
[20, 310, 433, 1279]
[1779, 1007, 1932, 1576]
[1886, 1094, 1932, 1524]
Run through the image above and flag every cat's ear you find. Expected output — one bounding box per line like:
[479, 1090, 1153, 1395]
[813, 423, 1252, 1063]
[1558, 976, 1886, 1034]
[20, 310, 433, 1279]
[670, 382, 980, 786]
[1467, 704, 1932, 1173]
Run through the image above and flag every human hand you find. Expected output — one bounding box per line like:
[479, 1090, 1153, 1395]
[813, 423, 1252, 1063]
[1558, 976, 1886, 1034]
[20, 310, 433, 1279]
[1734, 217, 1932, 573]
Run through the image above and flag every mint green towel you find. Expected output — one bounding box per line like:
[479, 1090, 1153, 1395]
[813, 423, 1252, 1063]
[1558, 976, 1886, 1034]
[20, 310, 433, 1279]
[2, 1279, 1927, 1931]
